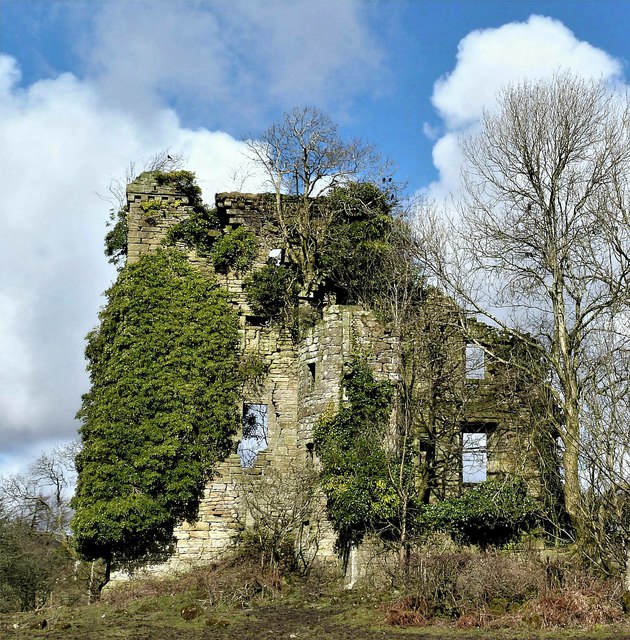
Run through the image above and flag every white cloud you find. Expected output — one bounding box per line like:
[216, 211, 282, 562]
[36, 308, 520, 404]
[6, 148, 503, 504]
[0, 54, 265, 475]
[425, 15, 624, 202]
[85, 1, 385, 128]
[0, 1, 384, 477]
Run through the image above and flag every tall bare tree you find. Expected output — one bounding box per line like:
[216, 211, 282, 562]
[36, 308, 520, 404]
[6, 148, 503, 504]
[0, 442, 79, 542]
[423, 73, 630, 541]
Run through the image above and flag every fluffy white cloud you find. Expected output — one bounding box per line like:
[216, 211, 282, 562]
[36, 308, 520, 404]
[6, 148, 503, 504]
[0, 55, 265, 474]
[0, 1, 385, 476]
[425, 15, 623, 201]
[85, 1, 385, 128]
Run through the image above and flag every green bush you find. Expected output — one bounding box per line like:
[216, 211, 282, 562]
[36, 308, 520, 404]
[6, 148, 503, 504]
[154, 170, 202, 203]
[244, 263, 299, 320]
[164, 205, 220, 256]
[211, 226, 259, 272]
[420, 479, 540, 547]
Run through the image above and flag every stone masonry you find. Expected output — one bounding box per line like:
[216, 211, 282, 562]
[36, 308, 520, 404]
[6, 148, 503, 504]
[116, 172, 555, 579]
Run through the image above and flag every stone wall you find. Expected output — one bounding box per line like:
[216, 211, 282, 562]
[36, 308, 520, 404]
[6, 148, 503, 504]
[113, 172, 555, 580]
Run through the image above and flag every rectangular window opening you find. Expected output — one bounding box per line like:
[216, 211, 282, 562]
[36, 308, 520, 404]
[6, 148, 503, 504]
[465, 344, 485, 380]
[238, 403, 268, 468]
[307, 362, 316, 390]
[245, 315, 267, 327]
[268, 248, 283, 265]
[462, 431, 487, 483]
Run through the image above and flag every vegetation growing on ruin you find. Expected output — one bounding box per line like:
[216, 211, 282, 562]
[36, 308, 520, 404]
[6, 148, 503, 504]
[163, 204, 220, 255]
[314, 354, 396, 556]
[104, 211, 128, 267]
[153, 170, 202, 202]
[210, 226, 259, 272]
[419, 478, 540, 547]
[244, 263, 300, 320]
[242, 181, 404, 332]
[72, 249, 241, 572]
[314, 353, 542, 555]
[320, 182, 397, 304]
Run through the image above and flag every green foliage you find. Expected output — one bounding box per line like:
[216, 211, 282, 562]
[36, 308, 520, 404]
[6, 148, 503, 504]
[211, 226, 259, 273]
[244, 263, 300, 320]
[154, 170, 202, 203]
[239, 352, 269, 391]
[104, 209, 128, 268]
[419, 479, 540, 547]
[154, 170, 222, 256]
[164, 205, 221, 256]
[320, 183, 396, 303]
[313, 355, 395, 556]
[71, 248, 241, 564]
[140, 198, 163, 214]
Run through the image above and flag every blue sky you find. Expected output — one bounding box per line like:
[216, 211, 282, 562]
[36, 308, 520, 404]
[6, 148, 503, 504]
[1, 0, 628, 474]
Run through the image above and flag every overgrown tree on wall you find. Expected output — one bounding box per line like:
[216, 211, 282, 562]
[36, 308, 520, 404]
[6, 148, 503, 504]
[421, 73, 630, 546]
[71, 248, 241, 579]
[246, 107, 388, 295]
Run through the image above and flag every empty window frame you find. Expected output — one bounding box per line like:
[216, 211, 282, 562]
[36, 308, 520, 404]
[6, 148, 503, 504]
[238, 403, 268, 468]
[462, 431, 487, 483]
[306, 362, 316, 390]
[465, 344, 485, 380]
[268, 248, 283, 265]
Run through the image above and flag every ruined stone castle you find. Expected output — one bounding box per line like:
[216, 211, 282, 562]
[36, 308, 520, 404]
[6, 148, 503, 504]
[121, 172, 556, 577]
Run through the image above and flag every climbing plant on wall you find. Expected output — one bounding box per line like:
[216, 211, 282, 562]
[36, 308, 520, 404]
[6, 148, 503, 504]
[71, 248, 241, 575]
[313, 355, 398, 559]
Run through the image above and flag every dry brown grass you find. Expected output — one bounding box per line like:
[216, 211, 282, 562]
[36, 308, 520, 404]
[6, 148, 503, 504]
[102, 553, 283, 609]
[385, 548, 627, 630]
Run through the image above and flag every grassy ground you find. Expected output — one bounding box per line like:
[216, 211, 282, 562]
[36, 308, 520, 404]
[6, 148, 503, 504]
[2, 588, 630, 640]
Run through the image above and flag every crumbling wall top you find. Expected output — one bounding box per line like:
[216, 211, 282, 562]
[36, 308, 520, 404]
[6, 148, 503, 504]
[127, 172, 185, 200]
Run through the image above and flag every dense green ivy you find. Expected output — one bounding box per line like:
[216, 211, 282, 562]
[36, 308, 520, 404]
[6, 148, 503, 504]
[313, 355, 395, 556]
[244, 263, 300, 320]
[320, 182, 396, 304]
[419, 479, 540, 547]
[211, 226, 259, 273]
[71, 249, 241, 566]
[104, 209, 128, 268]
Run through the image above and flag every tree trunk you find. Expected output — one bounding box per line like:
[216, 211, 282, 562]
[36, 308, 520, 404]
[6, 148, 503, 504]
[562, 406, 582, 536]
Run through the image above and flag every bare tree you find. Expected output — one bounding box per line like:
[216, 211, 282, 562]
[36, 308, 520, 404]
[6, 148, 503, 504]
[239, 464, 323, 575]
[246, 107, 388, 295]
[0, 442, 79, 542]
[423, 73, 630, 543]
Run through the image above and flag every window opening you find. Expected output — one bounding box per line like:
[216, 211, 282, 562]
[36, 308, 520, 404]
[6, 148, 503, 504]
[462, 431, 487, 483]
[245, 315, 266, 327]
[307, 362, 316, 390]
[238, 403, 268, 468]
[268, 248, 283, 265]
[465, 344, 485, 379]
